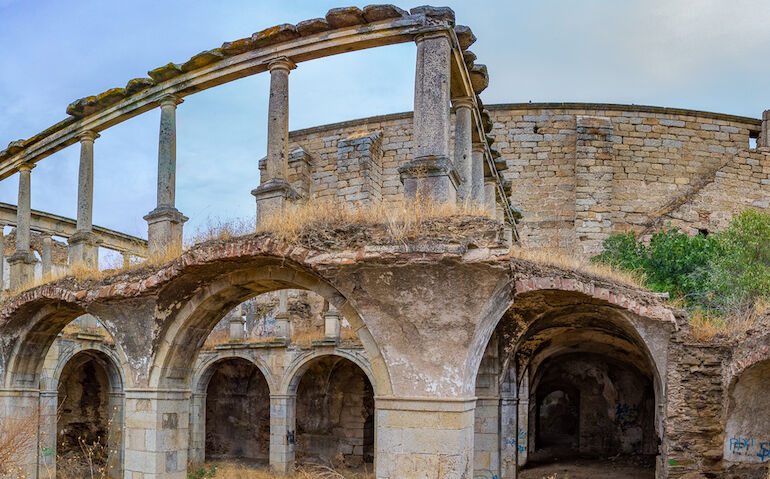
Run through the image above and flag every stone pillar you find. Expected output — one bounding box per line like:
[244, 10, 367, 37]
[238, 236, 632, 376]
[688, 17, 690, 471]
[69, 130, 100, 268]
[123, 389, 189, 479]
[500, 396, 518, 478]
[269, 394, 296, 474]
[484, 179, 497, 218]
[761, 109, 770, 148]
[375, 397, 475, 478]
[399, 31, 457, 203]
[38, 390, 58, 477]
[252, 57, 297, 226]
[229, 306, 246, 342]
[324, 303, 341, 342]
[274, 289, 290, 340]
[0, 389, 40, 477]
[189, 392, 206, 467]
[471, 144, 485, 204]
[122, 251, 131, 268]
[8, 163, 37, 290]
[144, 95, 188, 257]
[107, 391, 125, 478]
[0, 225, 5, 291]
[41, 234, 53, 276]
[453, 96, 474, 204]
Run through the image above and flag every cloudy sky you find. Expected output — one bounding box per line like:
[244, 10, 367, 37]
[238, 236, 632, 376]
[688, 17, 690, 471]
[1, 0, 769, 253]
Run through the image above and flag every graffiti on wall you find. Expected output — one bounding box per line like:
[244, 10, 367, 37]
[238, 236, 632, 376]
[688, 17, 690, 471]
[504, 428, 528, 453]
[727, 437, 770, 462]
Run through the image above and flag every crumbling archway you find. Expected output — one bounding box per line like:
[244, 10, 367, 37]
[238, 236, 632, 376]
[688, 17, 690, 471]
[285, 354, 375, 468]
[723, 359, 770, 471]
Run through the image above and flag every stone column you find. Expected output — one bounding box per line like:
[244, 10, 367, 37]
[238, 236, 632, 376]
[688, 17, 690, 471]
[229, 306, 246, 342]
[324, 303, 341, 342]
[8, 163, 37, 290]
[252, 57, 298, 226]
[471, 144, 485, 204]
[484, 179, 497, 218]
[38, 390, 58, 478]
[399, 31, 457, 203]
[761, 109, 770, 148]
[107, 391, 125, 478]
[0, 225, 5, 291]
[40, 234, 53, 276]
[122, 251, 132, 268]
[69, 130, 100, 268]
[500, 396, 518, 478]
[375, 397, 476, 478]
[144, 95, 188, 257]
[474, 396, 501, 477]
[274, 289, 290, 340]
[123, 389, 189, 479]
[269, 394, 296, 474]
[452, 96, 474, 204]
[189, 392, 207, 467]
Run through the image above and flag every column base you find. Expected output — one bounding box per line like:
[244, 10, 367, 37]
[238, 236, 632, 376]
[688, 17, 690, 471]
[269, 394, 296, 475]
[375, 396, 475, 479]
[144, 206, 188, 258]
[251, 178, 298, 227]
[7, 250, 37, 290]
[68, 230, 99, 269]
[398, 156, 459, 204]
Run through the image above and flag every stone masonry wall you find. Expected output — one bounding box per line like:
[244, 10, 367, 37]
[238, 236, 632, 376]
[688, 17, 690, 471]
[285, 103, 767, 256]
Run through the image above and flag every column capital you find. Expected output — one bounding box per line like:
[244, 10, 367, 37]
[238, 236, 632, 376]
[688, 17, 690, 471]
[414, 29, 452, 44]
[763, 109, 770, 121]
[452, 96, 475, 111]
[157, 94, 183, 108]
[270, 393, 297, 400]
[267, 56, 296, 73]
[76, 130, 100, 142]
[17, 162, 35, 172]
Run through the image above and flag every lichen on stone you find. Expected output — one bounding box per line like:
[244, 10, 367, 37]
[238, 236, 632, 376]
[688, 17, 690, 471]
[221, 37, 255, 55]
[181, 49, 225, 73]
[409, 5, 455, 26]
[66, 96, 98, 117]
[361, 4, 408, 23]
[325, 6, 366, 29]
[296, 18, 331, 37]
[125, 78, 155, 96]
[147, 63, 183, 83]
[95, 88, 126, 108]
[251, 24, 299, 48]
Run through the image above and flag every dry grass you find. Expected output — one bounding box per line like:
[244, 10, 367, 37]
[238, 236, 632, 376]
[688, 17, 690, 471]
[0, 411, 38, 477]
[193, 462, 373, 479]
[256, 199, 490, 244]
[509, 246, 646, 289]
[689, 297, 770, 342]
[187, 217, 255, 246]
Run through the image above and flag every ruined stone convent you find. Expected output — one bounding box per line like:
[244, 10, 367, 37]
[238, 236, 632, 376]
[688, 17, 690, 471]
[1, 4, 770, 479]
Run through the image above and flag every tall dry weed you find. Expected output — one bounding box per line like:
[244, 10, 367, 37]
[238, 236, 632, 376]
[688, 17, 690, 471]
[0, 412, 38, 477]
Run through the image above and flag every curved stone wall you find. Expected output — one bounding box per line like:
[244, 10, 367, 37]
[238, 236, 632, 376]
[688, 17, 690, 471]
[286, 103, 768, 254]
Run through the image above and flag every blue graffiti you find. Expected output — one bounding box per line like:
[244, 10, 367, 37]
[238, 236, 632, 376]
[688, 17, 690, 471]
[504, 428, 528, 452]
[729, 437, 754, 452]
[756, 442, 770, 462]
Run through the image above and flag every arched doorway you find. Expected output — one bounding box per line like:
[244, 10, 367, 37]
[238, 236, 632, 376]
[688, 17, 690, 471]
[203, 357, 271, 465]
[293, 356, 375, 469]
[55, 348, 123, 478]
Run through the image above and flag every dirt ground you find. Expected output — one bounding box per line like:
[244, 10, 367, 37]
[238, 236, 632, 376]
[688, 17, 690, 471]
[518, 456, 655, 479]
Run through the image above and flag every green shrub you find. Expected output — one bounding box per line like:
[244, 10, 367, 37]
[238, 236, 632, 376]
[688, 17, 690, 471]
[592, 210, 770, 317]
[187, 465, 216, 479]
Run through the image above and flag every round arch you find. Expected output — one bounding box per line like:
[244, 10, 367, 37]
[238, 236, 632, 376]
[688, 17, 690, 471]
[192, 351, 277, 396]
[149, 264, 391, 395]
[278, 349, 377, 396]
[50, 344, 126, 394]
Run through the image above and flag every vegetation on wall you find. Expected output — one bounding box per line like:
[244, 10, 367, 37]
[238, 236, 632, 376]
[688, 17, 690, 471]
[592, 210, 770, 338]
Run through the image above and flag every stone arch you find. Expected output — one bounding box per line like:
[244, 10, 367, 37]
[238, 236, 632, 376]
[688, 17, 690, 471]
[192, 350, 277, 396]
[723, 358, 770, 468]
[150, 263, 391, 395]
[1, 295, 127, 390]
[279, 349, 376, 396]
[52, 347, 126, 477]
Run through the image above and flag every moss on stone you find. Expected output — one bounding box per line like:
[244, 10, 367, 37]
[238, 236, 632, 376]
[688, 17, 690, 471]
[147, 62, 183, 83]
[66, 95, 98, 117]
[125, 78, 155, 96]
[221, 37, 254, 55]
[251, 24, 299, 48]
[181, 49, 225, 73]
[95, 88, 126, 108]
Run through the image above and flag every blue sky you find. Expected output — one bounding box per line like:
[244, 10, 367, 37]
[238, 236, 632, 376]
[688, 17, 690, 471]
[1, 0, 769, 249]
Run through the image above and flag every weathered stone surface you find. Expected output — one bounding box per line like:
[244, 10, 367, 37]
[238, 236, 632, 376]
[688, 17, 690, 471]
[251, 23, 299, 48]
[181, 49, 225, 72]
[6, 139, 25, 155]
[125, 77, 155, 96]
[66, 95, 99, 117]
[470, 63, 489, 93]
[295, 18, 330, 36]
[463, 50, 476, 65]
[95, 87, 126, 109]
[481, 109, 492, 132]
[325, 6, 366, 29]
[148, 62, 183, 82]
[221, 36, 255, 55]
[454, 25, 476, 50]
[362, 4, 408, 23]
[485, 133, 495, 147]
[410, 5, 455, 25]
